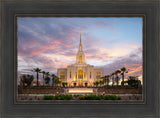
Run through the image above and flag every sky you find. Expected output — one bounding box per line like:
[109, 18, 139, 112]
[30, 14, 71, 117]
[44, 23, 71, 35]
[18, 17, 143, 83]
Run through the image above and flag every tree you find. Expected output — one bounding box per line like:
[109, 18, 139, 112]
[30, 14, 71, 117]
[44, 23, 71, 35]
[115, 70, 121, 86]
[62, 82, 68, 87]
[106, 75, 110, 86]
[32, 68, 41, 86]
[40, 71, 46, 86]
[127, 76, 139, 88]
[94, 81, 99, 87]
[51, 74, 57, 87]
[111, 73, 115, 86]
[45, 72, 50, 77]
[101, 76, 106, 86]
[55, 77, 61, 87]
[45, 76, 51, 86]
[93, 82, 96, 87]
[120, 67, 127, 86]
[99, 80, 104, 87]
[20, 74, 34, 88]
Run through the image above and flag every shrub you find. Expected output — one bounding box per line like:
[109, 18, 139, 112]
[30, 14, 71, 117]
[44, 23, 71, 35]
[117, 97, 122, 100]
[44, 95, 53, 100]
[65, 95, 73, 100]
[54, 95, 73, 100]
[73, 94, 80, 98]
[104, 95, 121, 100]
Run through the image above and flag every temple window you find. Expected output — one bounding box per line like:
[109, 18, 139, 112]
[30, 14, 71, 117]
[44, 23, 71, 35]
[70, 72, 71, 78]
[60, 72, 65, 81]
[79, 55, 82, 63]
[75, 72, 77, 81]
[96, 72, 101, 80]
[90, 72, 91, 78]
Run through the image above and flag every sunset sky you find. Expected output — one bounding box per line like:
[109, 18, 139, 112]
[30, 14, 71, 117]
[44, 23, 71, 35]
[18, 17, 143, 83]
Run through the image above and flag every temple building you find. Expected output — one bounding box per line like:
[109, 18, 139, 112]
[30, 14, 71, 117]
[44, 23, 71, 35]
[57, 32, 104, 87]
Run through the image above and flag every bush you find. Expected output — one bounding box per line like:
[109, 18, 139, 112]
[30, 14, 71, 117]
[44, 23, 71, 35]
[117, 97, 122, 100]
[44, 95, 53, 100]
[54, 95, 73, 100]
[104, 95, 121, 100]
[127, 76, 139, 88]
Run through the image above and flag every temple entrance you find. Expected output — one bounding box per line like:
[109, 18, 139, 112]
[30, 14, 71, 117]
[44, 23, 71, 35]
[85, 83, 88, 87]
[74, 83, 76, 87]
[78, 69, 83, 79]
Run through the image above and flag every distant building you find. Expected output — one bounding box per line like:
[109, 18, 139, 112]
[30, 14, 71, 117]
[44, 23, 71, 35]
[57, 32, 104, 87]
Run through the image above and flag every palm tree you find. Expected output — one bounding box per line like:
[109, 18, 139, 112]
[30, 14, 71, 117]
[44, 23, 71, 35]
[120, 67, 127, 86]
[106, 75, 110, 86]
[96, 81, 100, 87]
[45, 76, 51, 86]
[32, 68, 41, 86]
[115, 70, 121, 86]
[101, 76, 106, 86]
[55, 77, 60, 87]
[99, 81, 104, 87]
[40, 71, 46, 86]
[111, 73, 115, 86]
[45, 72, 50, 77]
[51, 74, 56, 87]
[45, 72, 50, 86]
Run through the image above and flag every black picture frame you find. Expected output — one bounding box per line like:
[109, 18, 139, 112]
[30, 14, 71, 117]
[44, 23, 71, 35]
[1, 0, 160, 118]
[14, 14, 145, 105]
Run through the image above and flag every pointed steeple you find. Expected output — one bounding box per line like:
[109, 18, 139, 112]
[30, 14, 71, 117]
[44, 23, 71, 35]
[76, 31, 85, 64]
[79, 31, 83, 51]
[80, 31, 81, 44]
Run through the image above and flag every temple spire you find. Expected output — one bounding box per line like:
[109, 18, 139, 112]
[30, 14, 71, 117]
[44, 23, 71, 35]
[80, 31, 81, 45]
[79, 31, 82, 51]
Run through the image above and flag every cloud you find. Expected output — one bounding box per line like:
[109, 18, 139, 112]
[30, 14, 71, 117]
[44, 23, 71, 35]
[100, 47, 142, 78]
[17, 18, 142, 83]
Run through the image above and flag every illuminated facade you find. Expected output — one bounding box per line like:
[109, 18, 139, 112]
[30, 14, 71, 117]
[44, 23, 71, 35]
[57, 32, 104, 87]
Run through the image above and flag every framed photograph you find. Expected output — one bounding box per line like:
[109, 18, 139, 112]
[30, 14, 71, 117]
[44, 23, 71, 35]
[16, 16, 144, 104]
[1, 0, 160, 118]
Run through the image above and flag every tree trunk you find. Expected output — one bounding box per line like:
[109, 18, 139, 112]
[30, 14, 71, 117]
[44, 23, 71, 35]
[43, 74, 44, 87]
[37, 72, 39, 86]
[117, 77, 118, 86]
[122, 73, 124, 86]
[112, 75, 114, 86]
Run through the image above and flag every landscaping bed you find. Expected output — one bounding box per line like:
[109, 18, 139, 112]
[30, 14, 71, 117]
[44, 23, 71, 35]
[17, 94, 142, 101]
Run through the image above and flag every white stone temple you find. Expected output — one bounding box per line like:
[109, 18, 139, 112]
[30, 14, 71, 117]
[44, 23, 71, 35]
[57, 32, 104, 87]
